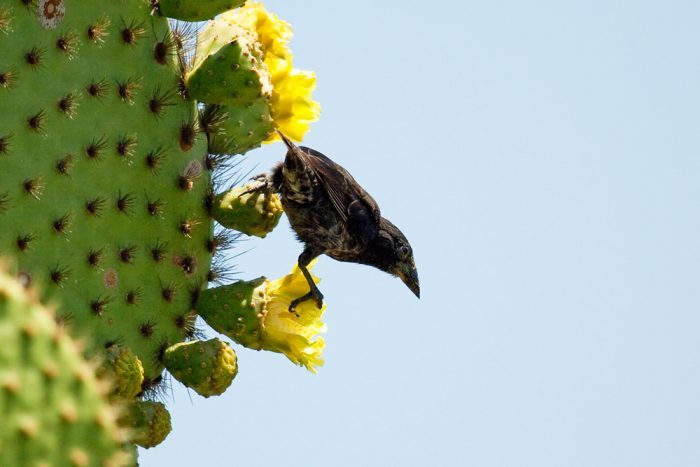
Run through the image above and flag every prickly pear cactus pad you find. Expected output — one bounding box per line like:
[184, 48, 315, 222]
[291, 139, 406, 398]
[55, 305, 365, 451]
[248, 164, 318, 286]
[0, 0, 322, 453]
[212, 182, 283, 238]
[0, 264, 132, 466]
[197, 262, 326, 372]
[0, 0, 214, 388]
[123, 400, 172, 449]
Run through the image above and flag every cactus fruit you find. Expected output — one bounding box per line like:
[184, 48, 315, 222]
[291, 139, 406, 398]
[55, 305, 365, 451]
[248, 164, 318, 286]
[163, 338, 238, 397]
[123, 400, 172, 449]
[0, 0, 321, 454]
[98, 345, 145, 401]
[0, 264, 132, 466]
[212, 183, 283, 238]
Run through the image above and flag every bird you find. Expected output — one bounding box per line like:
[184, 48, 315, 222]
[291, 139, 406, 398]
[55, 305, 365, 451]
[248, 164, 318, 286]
[244, 131, 419, 312]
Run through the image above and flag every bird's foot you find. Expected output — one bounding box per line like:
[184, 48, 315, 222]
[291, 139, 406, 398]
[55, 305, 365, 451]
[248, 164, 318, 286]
[239, 174, 270, 197]
[288, 288, 324, 315]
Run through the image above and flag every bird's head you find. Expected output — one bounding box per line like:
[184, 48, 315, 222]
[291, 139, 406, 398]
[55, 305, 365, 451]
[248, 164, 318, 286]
[374, 218, 420, 299]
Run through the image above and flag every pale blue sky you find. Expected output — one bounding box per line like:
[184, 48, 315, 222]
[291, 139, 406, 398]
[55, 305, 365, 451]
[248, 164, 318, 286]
[142, 1, 700, 465]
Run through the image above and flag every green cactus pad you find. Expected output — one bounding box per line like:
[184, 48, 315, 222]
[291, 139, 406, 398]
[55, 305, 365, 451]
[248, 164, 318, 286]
[163, 338, 238, 397]
[0, 0, 213, 383]
[189, 8, 276, 154]
[158, 0, 246, 22]
[124, 400, 172, 449]
[188, 39, 268, 106]
[97, 345, 145, 401]
[196, 277, 266, 349]
[213, 184, 283, 238]
[203, 100, 274, 155]
[0, 265, 131, 466]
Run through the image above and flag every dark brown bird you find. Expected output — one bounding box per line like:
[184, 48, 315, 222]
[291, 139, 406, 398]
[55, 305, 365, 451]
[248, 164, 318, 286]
[246, 131, 419, 312]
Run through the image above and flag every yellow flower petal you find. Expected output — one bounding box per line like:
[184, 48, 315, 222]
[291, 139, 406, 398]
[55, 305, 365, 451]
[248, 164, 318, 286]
[268, 70, 321, 142]
[255, 261, 326, 372]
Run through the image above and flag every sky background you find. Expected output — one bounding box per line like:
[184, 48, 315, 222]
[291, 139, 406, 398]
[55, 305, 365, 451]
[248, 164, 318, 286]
[142, 1, 700, 466]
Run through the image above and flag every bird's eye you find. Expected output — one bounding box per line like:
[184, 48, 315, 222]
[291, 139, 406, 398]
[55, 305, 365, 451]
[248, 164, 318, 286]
[398, 244, 410, 260]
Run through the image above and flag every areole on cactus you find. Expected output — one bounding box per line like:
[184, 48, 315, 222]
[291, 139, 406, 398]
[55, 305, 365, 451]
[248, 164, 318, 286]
[0, 0, 322, 455]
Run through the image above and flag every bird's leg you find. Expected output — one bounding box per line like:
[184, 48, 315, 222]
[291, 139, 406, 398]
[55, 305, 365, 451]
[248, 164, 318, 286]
[289, 247, 324, 313]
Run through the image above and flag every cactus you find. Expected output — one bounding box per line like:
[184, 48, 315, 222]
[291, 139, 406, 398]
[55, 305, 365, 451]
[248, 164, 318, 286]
[0, 0, 216, 391]
[163, 338, 238, 397]
[0, 0, 322, 455]
[212, 183, 283, 238]
[0, 263, 132, 466]
[194, 4, 321, 154]
[97, 345, 145, 401]
[196, 263, 326, 372]
[159, 0, 246, 22]
[122, 400, 172, 450]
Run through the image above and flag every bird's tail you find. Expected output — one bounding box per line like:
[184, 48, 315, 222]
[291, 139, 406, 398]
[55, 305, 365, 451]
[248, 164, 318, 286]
[277, 130, 296, 151]
[277, 130, 315, 203]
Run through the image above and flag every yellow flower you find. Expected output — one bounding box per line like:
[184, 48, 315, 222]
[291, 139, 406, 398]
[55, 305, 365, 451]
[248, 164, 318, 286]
[196, 262, 327, 371]
[253, 262, 326, 372]
[218, 2, 320, 143]
[268, 69, 321, 142]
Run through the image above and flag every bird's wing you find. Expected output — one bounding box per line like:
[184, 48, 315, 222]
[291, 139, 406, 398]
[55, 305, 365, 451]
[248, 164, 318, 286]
[299, 146, 381, 243]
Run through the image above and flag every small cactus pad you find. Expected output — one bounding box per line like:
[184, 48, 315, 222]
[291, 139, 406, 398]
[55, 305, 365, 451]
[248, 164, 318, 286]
[212, 184, 283, 238]
[190, 14, 276, 154]
[196, 264, 326, 372]
[164, 338, 238, 397]
[203, 100, 275, 155]
[190, 2, 323, 154]
[0, 0, 212, 382]
[195, 277, 266, 349]
[97, 345, 145, 400]
[124, 400, 172, 449]
[158, 0, 247, 22]
[0, 265, 131, 466]
[188, 39, 269, 106]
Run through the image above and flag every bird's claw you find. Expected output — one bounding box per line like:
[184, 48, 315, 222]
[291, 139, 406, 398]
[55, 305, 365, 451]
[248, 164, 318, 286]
[288, 297, 299, 314]
[314, 289, 324, 308]
[288, 288, 324, 314]
[239, 175, 270, 197]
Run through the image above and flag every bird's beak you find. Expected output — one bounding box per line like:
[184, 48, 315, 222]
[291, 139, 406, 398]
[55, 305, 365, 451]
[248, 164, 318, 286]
[276, 130, 296, 151]
[398, 265, 420, 299]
